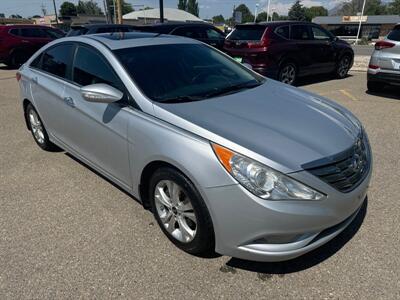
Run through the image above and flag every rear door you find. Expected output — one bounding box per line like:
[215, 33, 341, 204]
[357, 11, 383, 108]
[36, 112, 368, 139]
[61, 44, 132, 186]
[309, 25, 336, 73]
[29, 43, 74, 138]
[289, 24, 317, 75]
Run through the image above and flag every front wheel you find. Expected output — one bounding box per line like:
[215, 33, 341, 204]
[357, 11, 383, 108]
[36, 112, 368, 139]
[278, 62, 297, 85]
[336, 55, 352, 79]
[149, 167, 215, 256]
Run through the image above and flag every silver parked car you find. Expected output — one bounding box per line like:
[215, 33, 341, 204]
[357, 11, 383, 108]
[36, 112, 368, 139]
[368, 24, 400, 92]
[17, 32, 372, 262]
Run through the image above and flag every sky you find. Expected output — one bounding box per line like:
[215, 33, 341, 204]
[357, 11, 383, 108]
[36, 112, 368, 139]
[0, 0, 346, 19]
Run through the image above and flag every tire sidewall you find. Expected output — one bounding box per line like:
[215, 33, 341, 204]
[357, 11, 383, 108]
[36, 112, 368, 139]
[25, 104, 53, 151]
[336, 55, 351, 79]
[149, 167, 215, 255]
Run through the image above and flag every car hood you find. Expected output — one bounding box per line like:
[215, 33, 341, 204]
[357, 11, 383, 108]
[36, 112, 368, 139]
[153, 80, 361, 173]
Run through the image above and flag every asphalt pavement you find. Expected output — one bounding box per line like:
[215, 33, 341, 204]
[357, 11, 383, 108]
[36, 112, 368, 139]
[352, 45, 374, 57]
[0, 67, 399, 299]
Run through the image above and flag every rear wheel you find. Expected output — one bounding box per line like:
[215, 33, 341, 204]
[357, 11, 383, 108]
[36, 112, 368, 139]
[9, 50, 29, 68]
[149, 167, 215, 256]
[25, 103, 59, 151]
[336, 55, 351, 79]
[278, 62, 297, 85]
[367, 81, 385, 93]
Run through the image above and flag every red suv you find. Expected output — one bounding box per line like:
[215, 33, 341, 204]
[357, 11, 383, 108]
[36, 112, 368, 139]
[224, 21, 354, 85]
[0, 25, 64, 68]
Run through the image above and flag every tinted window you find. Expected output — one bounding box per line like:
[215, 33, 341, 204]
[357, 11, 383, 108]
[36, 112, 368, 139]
[275, 26, 289, 39]
[67, 27, 88, 36]
[291, 25, 311, 40]
[44, 28, 64, 39]
[30, 53, 43, 69]
[97, 26, 131, 33]
[311, 26, 331, 40]
[228, 25, 267, 41]
[387, 27, 400, 42]
[73, 46, 122, 90]
[41, 44, 74, 78]
[20, 28, 47, 38]
[9, 28, 20, 36]
[206, 28, 223, 39]
[173, 27, 200, 39]
[114, 44, 263, 103]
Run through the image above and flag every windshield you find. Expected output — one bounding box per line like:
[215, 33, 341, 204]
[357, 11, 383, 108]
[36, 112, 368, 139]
[227, 25, 267, 41]
[114, 44, 264, 103]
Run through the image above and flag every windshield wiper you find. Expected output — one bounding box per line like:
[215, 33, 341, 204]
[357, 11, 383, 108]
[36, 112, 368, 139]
[200, 80, 262, 99]
[157, 95, 204, 104]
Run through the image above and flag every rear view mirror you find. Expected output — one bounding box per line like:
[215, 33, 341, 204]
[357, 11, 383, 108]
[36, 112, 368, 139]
[80, 84, 123, 103]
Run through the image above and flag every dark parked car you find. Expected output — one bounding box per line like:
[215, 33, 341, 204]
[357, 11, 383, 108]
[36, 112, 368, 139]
[66, 24, 138, 36]
[0, 25, 64, 68]
[224, 21, 354, 85]
[137, 23, 226, 50]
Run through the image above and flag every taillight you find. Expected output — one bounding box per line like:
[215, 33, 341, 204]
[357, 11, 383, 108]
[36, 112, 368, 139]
[368, 64, 379, 69]
[247, 39, 270, 49]
[16, 72, 21, 82]
[375, 41, 395, 50]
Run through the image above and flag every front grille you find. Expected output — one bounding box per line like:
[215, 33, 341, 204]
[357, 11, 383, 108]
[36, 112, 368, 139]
[304, 133, 370, 193]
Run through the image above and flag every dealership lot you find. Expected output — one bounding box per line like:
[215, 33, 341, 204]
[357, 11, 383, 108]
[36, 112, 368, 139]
[0, 67, 399, 299]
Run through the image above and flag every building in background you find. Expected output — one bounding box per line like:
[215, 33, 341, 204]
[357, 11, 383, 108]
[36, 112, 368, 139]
[123, 8, 204, 25]
[31, 15, 59, 26]
[0, 17, 33, 25]
[313, 15, 400, 40]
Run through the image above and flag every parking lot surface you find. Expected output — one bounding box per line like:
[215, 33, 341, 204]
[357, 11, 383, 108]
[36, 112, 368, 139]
[1, 68, 399, 299]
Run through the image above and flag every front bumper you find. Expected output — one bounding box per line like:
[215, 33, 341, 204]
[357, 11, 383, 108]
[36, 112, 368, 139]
[203, 167, 371, 262]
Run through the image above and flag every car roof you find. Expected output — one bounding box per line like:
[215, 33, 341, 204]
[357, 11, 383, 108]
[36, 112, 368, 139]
[141, 22, 213, 28]
[72, 23, 135, 29]
[235, 21, 313, 27]
[66, 32, 202, 50]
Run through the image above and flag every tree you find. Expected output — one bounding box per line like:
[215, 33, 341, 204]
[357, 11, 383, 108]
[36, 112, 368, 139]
[106, 0, 133, 18]
[234, 4, 254, 23]
[10, 14, 23, 19]
[256, 11, 268, 22]
[187, 0, 199, 17]
[388, 0, 400, 14]
[76, 0, 103, 15]
[212, 14, 225, 24]
[31, 15, 41, 18]
[288, 1, 307, 21]
[178, 0, 187, 10]
[305, 6, 328, 22]
[60, 1, 77, 17]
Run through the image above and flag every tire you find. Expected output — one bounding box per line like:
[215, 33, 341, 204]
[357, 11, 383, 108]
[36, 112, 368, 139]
[8, 50, 28, 69]
[278, 62, 297, 85]
[149, 167, 215, 256]
[367, 81, 385, 93]
[25, 103, 59, 151]
[336, 55, 352, 79]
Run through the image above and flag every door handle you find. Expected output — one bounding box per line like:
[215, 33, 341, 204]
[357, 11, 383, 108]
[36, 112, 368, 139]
[63, 97, 75, 108]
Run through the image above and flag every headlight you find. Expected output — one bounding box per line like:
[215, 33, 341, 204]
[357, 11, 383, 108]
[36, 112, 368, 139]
[211, 143, 324, 201]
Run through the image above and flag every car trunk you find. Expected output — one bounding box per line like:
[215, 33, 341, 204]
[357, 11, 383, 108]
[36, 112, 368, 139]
[376, 27, 400, 72]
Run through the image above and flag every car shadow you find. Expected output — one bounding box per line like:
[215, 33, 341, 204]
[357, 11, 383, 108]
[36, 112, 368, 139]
[224, 197, 368, 275]
[366, 86, 400, 100]
[295, 74, 353, 87]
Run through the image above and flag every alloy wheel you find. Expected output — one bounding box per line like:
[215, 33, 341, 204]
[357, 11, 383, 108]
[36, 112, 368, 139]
[280, 64, 296, 85]
[28, 109, 45, 144]
[338, 56, 350, 78]
[154, 180, 197, 243]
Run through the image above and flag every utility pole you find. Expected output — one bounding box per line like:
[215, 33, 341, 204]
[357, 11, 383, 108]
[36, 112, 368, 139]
[254, 3, 259, 23]
[103, 0, 109, 23]
[355, 0, 366, 45]
[116, 0, 122, 24]
[159, 0, 164, 23]
[52, 0, 59, 24]
[266, 0, 271, 21]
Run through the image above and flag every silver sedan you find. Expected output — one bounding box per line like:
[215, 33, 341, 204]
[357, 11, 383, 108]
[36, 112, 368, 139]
[17, 32, 372, 262]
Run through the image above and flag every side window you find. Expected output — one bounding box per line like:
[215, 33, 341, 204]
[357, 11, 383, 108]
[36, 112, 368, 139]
[206, 28, 223, 39]
[72, 46, 123, 91]
[41, 44, 74, 78]
[30, 53, 43, 69]
[311, 26, 331, 40]
[291, 25, 311, 40]
[173, 27, 199, 39]
[20, 28, 46, 38]
[45, 29, 64, 39]
[275, 26, 289, 39]
[9, 28, 21, 36]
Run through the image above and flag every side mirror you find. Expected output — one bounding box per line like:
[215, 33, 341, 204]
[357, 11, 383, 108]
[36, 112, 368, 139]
[80, 83, 123, 103]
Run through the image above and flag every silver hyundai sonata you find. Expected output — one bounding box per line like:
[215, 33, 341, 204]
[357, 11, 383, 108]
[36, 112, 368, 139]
[18, 32, 372, 262]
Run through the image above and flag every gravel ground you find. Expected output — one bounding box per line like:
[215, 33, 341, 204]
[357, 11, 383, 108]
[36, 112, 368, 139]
[0, 67, 399, 299]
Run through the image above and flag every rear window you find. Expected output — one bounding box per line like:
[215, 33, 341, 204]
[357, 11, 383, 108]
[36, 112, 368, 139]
[387, 26, 400, 42]
[228, 25, 267, 41]
[67, 27, 88, 36]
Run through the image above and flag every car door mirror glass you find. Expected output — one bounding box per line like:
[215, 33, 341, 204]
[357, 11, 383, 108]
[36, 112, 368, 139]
[80, 83, 123, 103]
